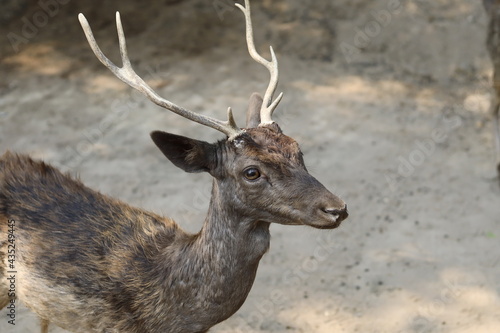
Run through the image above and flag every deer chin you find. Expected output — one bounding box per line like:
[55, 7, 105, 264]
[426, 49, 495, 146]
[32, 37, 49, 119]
[266, 212, 347, 229]
[305, 219, 343, 230]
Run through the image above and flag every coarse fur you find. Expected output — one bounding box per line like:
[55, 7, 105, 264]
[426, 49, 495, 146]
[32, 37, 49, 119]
[0, 2, 348, 330]
[0, 115, 347, 332]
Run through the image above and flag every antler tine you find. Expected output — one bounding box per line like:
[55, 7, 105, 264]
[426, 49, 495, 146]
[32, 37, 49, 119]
[236, 0, 284, 125]
[78, 12, 242, 139]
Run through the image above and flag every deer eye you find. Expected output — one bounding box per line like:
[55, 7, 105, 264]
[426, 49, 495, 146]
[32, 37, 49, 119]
[243, 167, 261, 181]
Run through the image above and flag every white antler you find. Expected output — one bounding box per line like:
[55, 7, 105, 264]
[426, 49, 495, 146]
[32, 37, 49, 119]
[235, 0, 284, 125]
[78, 12, 242, 139]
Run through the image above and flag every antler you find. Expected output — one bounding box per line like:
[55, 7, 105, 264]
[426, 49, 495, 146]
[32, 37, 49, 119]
[78, 12, 242, 140]
[235, 0, 284, 125]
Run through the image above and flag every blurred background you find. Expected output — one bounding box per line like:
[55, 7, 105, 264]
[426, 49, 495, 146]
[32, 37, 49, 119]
[0, 1, 499, 332]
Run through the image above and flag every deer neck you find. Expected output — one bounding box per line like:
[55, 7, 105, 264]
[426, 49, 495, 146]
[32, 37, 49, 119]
[196, 179, 271, 266]
[157, 180, 271, 328]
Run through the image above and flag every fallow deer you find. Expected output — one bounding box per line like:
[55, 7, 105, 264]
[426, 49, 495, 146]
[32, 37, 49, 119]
[0, 1, 348, 332]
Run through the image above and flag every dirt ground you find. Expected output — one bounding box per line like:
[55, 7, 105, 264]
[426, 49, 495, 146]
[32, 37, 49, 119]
[1, 0, 499, 332]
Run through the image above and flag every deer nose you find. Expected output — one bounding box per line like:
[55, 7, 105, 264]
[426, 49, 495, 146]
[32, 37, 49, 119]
[322, 205, 348, 223]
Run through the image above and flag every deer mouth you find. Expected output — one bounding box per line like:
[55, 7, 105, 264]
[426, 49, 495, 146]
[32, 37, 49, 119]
[312, 220, 343, 229]
[306, 205, 348, 229]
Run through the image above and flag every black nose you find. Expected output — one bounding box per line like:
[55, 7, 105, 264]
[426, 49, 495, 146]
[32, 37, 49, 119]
[323, 205, 348, 222]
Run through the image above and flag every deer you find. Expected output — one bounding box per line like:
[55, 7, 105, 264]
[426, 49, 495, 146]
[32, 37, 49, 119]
[0, 1, 348, 332]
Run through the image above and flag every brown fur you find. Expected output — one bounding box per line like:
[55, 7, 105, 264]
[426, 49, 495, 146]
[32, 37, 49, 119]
[0, 106, 347, 333]
[2, 2, 348, 329]
[245, 125, 305, 170]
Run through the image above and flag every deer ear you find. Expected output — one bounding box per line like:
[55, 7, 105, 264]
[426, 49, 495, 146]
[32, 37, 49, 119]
[245, 92, 263, 128]
[150, 131, 217, 173]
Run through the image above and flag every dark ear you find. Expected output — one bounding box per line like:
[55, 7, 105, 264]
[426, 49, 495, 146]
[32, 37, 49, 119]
[150, 131, 217, 173]
[245, 92, 263, 128]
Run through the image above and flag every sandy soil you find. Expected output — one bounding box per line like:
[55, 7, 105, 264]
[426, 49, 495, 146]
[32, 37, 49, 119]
[1, 0, 499, 332]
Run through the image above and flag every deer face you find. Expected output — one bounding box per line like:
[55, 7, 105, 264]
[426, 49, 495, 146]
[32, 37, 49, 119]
[151, 123, 347, 229]
[79, 0, 347, 229]
[227, 126, 347, 229]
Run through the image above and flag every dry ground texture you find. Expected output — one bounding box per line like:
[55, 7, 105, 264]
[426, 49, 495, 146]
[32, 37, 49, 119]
[0, 0, 499, 332]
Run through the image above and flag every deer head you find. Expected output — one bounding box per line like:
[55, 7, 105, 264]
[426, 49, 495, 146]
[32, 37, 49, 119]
[78, 0, 348, 229]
